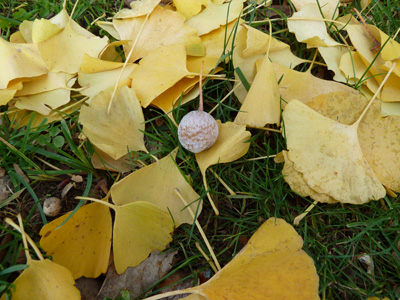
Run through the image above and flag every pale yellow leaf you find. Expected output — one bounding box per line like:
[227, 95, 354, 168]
[79, 86, 146, 160]
[173, 0, 208, 19]
[130, 44, 190, 107]
[114, 0, 160, 18]
[111, 148, 201, 227]
[234, 55, 280, 127]
[288, 3, 341, 48]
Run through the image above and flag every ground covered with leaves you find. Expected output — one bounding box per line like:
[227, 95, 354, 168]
[0, 0, 399, 300]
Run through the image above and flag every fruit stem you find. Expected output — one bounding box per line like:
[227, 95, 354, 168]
[199, 60, 204, 111]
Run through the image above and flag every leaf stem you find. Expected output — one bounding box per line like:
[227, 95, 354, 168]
[75, 196, 116, 210]
[174, 188, 222, 271]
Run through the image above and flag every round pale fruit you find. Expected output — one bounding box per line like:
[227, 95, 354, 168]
[178, 110, 219, 153]
[43, 197, 62, 217]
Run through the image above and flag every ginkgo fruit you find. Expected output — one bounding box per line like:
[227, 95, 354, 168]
[178, 62, 219, 153]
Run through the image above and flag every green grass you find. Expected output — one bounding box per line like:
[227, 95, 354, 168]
[1, 0, 400, 300]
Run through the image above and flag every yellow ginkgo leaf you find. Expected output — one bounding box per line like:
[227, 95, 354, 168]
[380, 73, 400, 102]
[196, 121, 251, 176]
[79, 86, 146, 160]
[282, 150, 337, 203]
[15, 72, 75, 97]
[130, 44, 190, 108]
[152, 218, 320, 300]
[185, 0, 245, 36]
[110, 148, 201, 227]
[369, 26, 400, 62]
[113, 5, 203, 62]
[173, 0, 208, 19]
[233, 24, 306, 103]
[91, 146, 134, 172]
[78, 56, 136, 102]
[3, 216, 80, 300]
[273, 63, 357, 107]
[345, 24, 385, 82]
[288, 3, 341, 48]
[307, 91, 400, 193]
[0, 81, 23, 106]
[381, 102, 400, 116]
[234, 54, 280, 127]
[318, 45, 348, 82]
[113, 201, 174, 274]
[15, 88, 72, 116]
[39, 201, 112, 279]
[1, 258, 80, 300]
[283, 99, 385, 204]
[0, 38, 48, 89]
[37, 23, 108, 74]
[113, 0, 160, 18]
[31, 18, 62, 43]
[19, 20, 33, 43]
[289, 0, 340, 19]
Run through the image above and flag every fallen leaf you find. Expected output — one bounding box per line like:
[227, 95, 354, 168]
[114, 0, 160, 18]
[273, 62, 358, 107]
[37, 23, 108, 74]
[39, 200, 112, 279]
[282, 99, 386, 204]
[289, 0, 341, 19]
[110, 148, 201, 227]
[196, 121, 251, 177]
[307, 91, 400, 193]
[167, 218, 320, 300]
[130, 44, 190, 108]
[112, 201, 174, 274]
[185, 0, 245, 36]
[234, 54, 280, 127]
[78, 86, 147, 160]
[318, 45, 348, 82]
[98, 250, 177, 299]
[0, 38, 48, 90]
[91, 146, 134, 172]
[233, 24, 306, 103]
[288, 3, 341, 48]
[78, 54, 136, 102]
[113, 5, 203, 62]
[173, 0, 208, 19]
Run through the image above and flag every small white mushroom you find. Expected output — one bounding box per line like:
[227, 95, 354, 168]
[43, 197, 62, 217]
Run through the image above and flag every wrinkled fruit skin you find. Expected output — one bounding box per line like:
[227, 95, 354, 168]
[178, 110, 219, 153]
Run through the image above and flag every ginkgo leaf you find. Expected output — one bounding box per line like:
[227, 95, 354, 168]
[283, 99, 386, 204]
[78, 55, 136, 101]
[0, 81, 23, 106]
[195, 121, 251, 176]
[318, 45, 348, 82]
[113, 201, 174, 274]
[185, 0, 245, 36]
[113, 0, 160, 18]
[130, 44, 190, 108]
[110, 148, 201, 227]
[288, 3, 341, 48]
[370, 26, 400, 61]
[79, 86, 146, 160]
[289, 0, 341, 19]
[282, 150, 337, 203]
[31, 18, 62, 43]
[381, 102, 400, 116]
[3, 216, 80, 300]
[1, 258, 81, 300]
[15, 88, 73, 115]
[234, 54, 280, 127]
[37, 23, 108, 74]
[113, 5, 203, 62]
[160, 218, 320, 300]
[39, 201, 112, 279]
[233, 24, 306, 103]
[0, 38, 48, 89]
[273, 63, 357, 107]
[345, 24, 385, 83]
[307, 92, 400, 192]
[173, 0, 208, 19]
[91, 146, 134, 172]
[15, 72, 75, 96]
